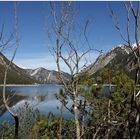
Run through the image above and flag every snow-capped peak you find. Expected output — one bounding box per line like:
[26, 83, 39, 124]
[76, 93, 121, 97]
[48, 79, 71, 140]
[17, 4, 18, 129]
[107, 44, 131, 54]
[117, 44, 124, 48]
[30, 67, 44, 76]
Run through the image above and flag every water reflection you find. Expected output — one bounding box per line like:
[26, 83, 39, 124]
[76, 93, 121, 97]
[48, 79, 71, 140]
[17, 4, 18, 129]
[0, 84, 73, 122]
[0, 90, 25, 117]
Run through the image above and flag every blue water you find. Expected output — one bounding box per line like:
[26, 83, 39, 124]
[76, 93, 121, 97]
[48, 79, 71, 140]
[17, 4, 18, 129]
[0, 84, 74, 122]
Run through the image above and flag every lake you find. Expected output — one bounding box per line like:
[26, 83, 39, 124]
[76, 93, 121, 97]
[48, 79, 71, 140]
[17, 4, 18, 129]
[0, 84, 115, 123]
[0, 84, 74, 122]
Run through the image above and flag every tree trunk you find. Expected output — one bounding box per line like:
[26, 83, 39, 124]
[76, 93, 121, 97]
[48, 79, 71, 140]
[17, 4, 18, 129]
[134, 111, 140, 138]
[81, 100, 86, 138]
[73, 93, 80, 139]
[14, 115, 19, 139]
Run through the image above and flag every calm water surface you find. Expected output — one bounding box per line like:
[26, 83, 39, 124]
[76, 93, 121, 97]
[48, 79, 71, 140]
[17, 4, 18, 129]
[0, 84, 74, 122]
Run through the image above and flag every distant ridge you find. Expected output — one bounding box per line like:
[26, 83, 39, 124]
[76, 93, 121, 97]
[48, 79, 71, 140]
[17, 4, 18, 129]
[82, 43, 138, 79]
[25, 67, 71, 84]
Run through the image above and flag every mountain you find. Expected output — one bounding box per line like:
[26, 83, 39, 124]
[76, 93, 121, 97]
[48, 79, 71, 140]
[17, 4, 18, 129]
[0, 52, 70, 84]
[83, 44, 137, 79]
[2, 43, 137, 85]
[25, 67, 71, 84]
[0, 52, 37, 84]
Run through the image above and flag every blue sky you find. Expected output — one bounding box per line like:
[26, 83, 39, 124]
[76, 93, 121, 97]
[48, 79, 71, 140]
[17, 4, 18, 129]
[0, 1, 137, 72]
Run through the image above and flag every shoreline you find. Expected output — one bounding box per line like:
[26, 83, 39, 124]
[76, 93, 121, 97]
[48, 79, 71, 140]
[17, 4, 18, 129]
[0, 83, 62, 87]
[0, 84, 41, 87]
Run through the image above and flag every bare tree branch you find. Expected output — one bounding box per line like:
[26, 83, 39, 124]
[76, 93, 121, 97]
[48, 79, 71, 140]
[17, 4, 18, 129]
[2, 2, 19, 138]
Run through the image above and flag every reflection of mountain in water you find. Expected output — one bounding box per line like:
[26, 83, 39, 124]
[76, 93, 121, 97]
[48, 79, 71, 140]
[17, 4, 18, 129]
[32, 95, 47, 102]
[0, 84, 119, 121]
[0, 90, 26, 117]
[0, 84, 74, 121]
[0, 85, 61, 118]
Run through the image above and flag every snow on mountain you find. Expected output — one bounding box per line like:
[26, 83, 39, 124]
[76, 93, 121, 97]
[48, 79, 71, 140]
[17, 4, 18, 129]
[25, 67, 71, 84]
[30, 67, 44, 76]
[83, 43, 136, 79]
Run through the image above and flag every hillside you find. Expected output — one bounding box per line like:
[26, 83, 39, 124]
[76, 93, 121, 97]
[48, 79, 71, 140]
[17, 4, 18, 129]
[83, 44, 138, 80]
[0, 53, 37, 84]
